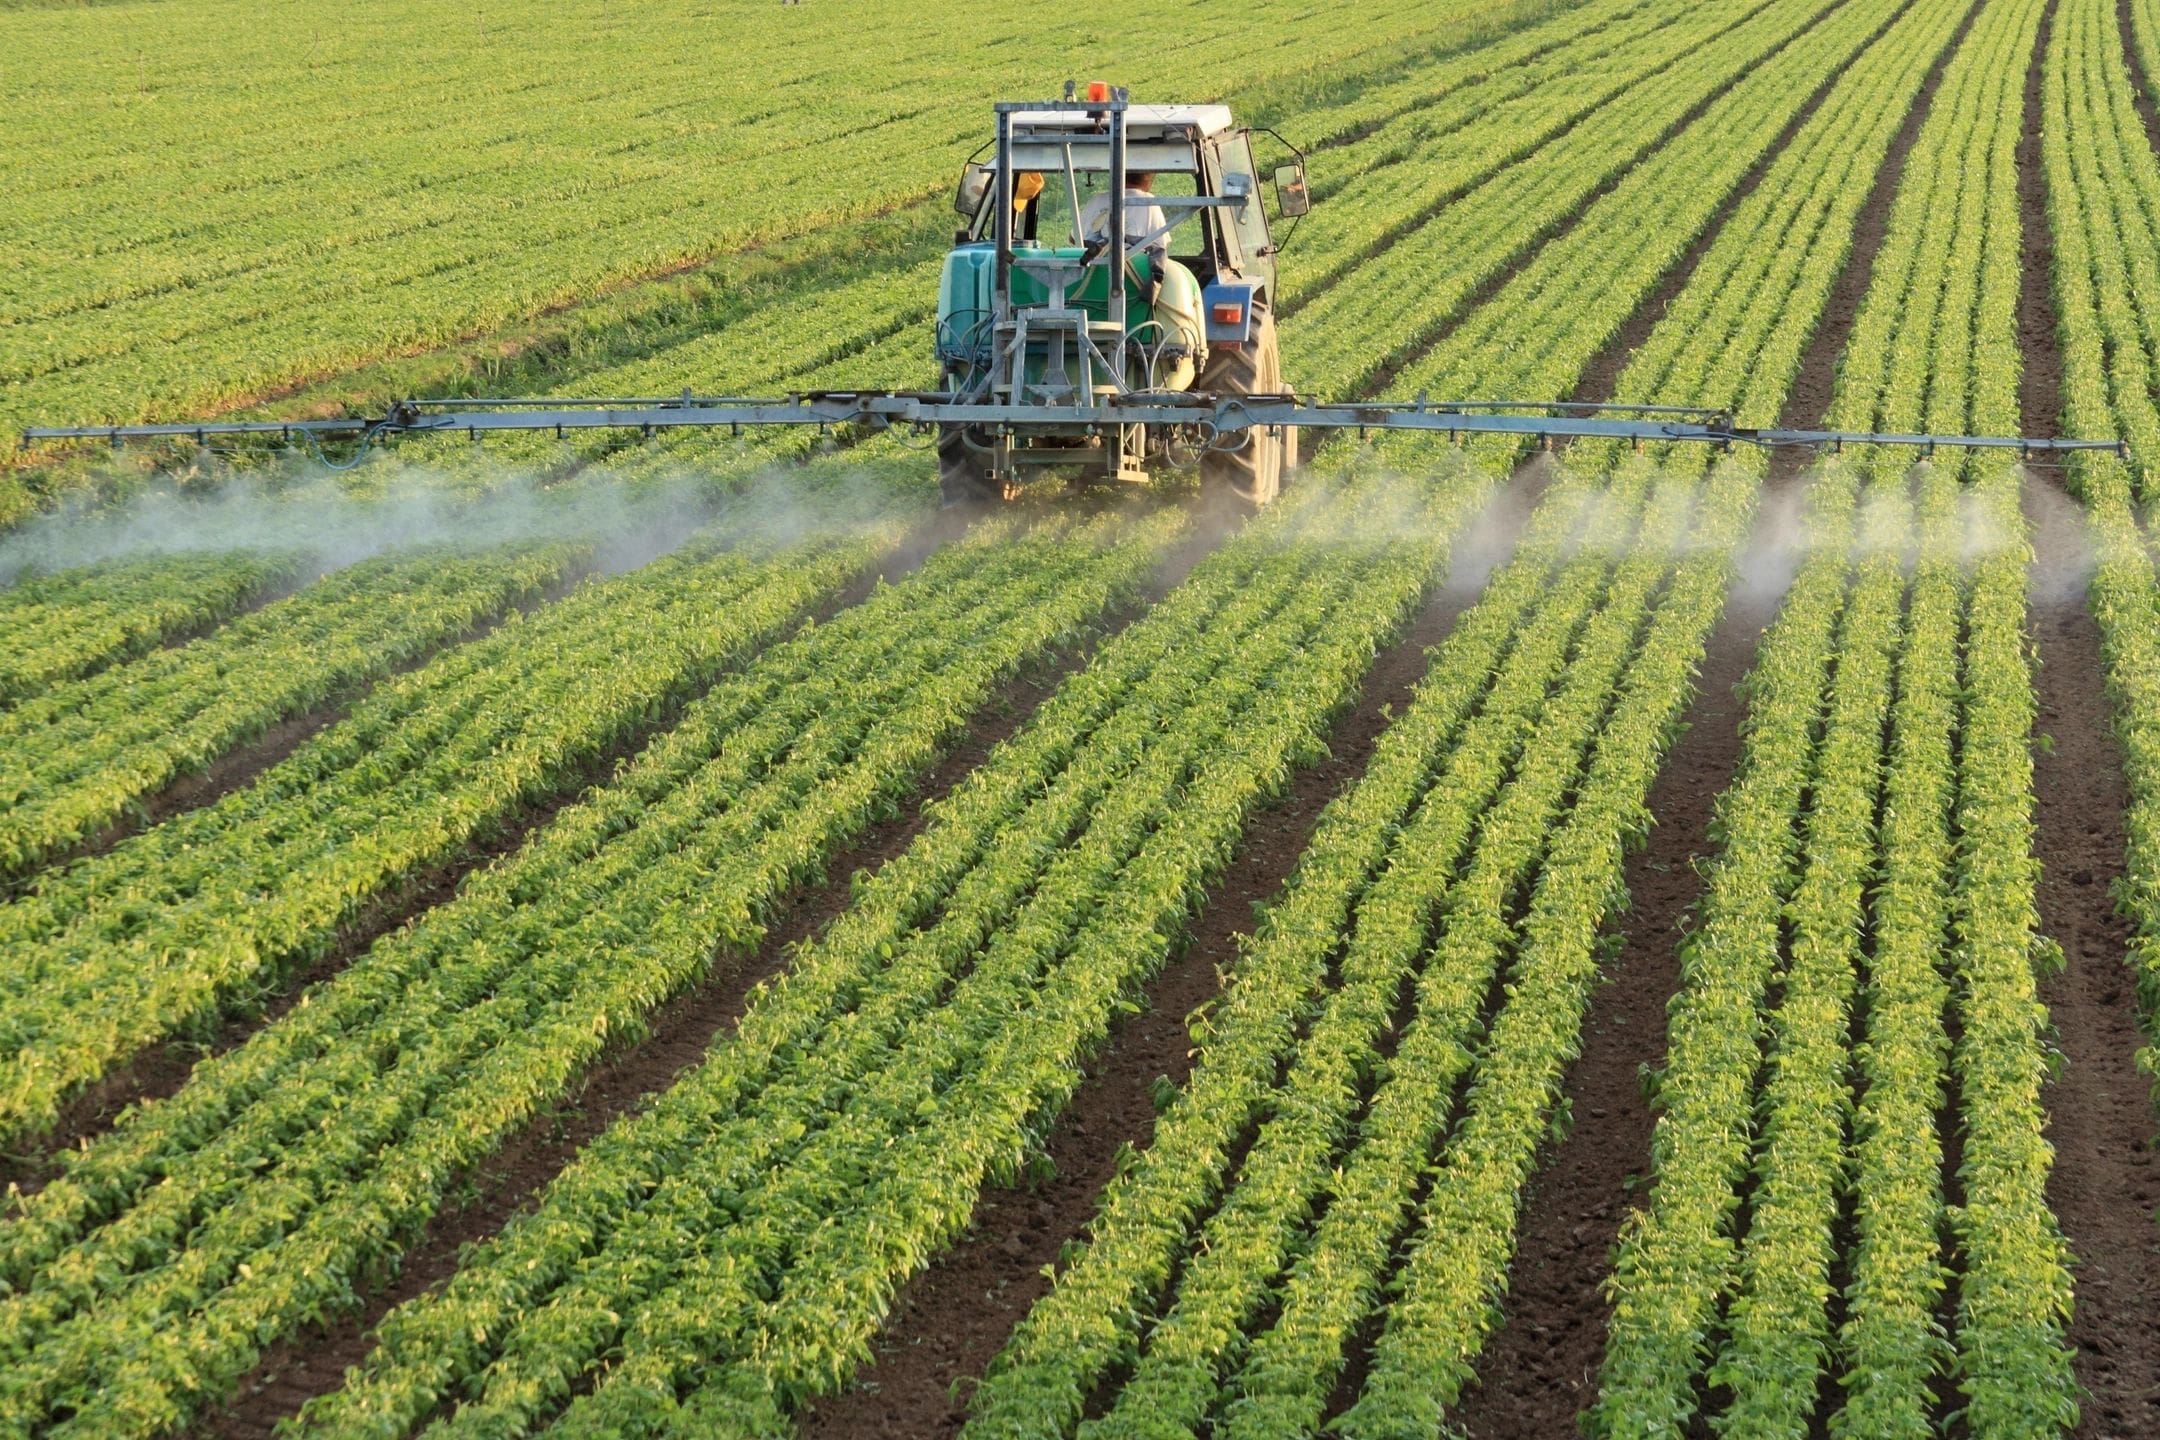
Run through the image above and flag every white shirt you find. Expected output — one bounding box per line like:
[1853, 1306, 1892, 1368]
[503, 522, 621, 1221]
[1078, 189, 1169, 252]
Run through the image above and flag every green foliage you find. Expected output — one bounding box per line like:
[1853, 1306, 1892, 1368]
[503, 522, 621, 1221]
[0, 552, 297, 707]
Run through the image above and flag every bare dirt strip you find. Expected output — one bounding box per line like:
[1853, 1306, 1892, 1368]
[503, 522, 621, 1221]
[2119, 0, 2160, 151]
[2022, 4, 2160, 1429]
[794, 465, 1551, 1440]
[1434, 12, 1985, 1439]
[1439, 457, 1805, 1437]
[2026, 473, 2160, 1440]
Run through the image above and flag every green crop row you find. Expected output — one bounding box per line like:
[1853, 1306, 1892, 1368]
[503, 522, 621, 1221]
[969, 0, 1972, 1426]
[271, 468, 1482, 1439]
[1219, 470, 1703, 1440]
[1277, 0, 1772, 313]
[1706, 482, 1901, 1439]
[1599, 0, 2078, 1428]
[0, 544, 583, 881]
[0, 508, 1175, 1440]
[1950, 467, 2079, 1434]
[1590, 472, 1855, 1436]
[0, 529, 886, 1146]
[2048, 0, 2160, 1076]
[960, 477, 1608, 1439]
[1409, 0, 1976, 419]
[2044, 0, 2160, 1027]
[1326, 464, 1747, 1440]
[985, 469, 1678, 1440]
[1290, 0, 1870, 397]
[0, 552, 297, 707]
[1833, 473, 1961, 1440]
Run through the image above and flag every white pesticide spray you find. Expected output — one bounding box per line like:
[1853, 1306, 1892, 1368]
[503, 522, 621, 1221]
[0, 449, 921, 587]
[2018, 462, 2100, 608]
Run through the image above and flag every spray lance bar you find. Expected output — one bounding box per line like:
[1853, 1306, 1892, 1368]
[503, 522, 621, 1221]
[20, 393, 2129, 464]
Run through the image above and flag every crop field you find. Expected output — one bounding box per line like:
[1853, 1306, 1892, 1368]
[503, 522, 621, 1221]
[10, 0, 2160, 1435]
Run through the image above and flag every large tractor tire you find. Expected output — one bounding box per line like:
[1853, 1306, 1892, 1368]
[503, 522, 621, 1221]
[1198, 306, 1288, 509]
[938, 426, 1007, 508]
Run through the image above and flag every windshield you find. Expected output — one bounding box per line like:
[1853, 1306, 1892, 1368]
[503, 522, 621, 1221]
[1018, 169, 1198, 252]
[1214, 134, 1272, 270]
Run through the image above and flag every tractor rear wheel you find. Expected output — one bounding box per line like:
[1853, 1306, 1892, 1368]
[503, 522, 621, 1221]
[1198, 307, 1287, 509]
[937, 426, 1006, 508]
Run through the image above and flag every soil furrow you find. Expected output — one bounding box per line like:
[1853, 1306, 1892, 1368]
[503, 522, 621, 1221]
[1435, 5, 1982, 1422]
[793, 465, 1549, 1440]
[11, 561, 601, 904]
[2118, 0, 2160, 153]
[1440, 463, 1805, 1438]
[1288, 0, 1787, 335]
[1563, 28, 1853, 412]
[2029, 467, 2160, 1440]
[2022, 3, 2160, 1422]
[1353, 0, 1838, 408]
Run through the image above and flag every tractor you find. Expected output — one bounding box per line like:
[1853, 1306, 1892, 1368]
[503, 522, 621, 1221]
[935, 83, 1311, 508]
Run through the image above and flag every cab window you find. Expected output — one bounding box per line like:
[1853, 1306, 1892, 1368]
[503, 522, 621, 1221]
[1015, 168, 1199, 257]
[1214, 135, 1274, 275]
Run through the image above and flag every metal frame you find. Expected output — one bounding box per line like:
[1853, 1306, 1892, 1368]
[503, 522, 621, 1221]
[24, 393, 2126, 462]
[980, 93, 1158, 482]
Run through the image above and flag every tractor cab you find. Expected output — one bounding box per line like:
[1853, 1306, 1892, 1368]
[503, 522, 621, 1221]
[934, 86, 1312, 507]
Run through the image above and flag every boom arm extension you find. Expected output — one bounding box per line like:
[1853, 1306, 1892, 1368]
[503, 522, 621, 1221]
[21, 393, 2125, 462]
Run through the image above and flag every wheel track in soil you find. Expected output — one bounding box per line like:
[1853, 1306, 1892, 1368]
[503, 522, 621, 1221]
[1438, 464, 1806, 1439]
[791, 461, 1553, 1440]
[2118, 0, 2160, 151]
[2025, 1, 2160, 1429]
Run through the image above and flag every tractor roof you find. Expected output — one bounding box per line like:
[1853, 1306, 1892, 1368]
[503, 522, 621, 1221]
[1005, 103, 1237, 139]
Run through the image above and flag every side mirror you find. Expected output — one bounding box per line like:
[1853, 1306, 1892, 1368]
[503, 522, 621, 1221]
[1274, 162, 1311, 219]
[954, 163, 992, 218]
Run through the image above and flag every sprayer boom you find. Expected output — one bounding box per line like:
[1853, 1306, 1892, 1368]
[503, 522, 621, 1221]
[21, 393, 2123, 466]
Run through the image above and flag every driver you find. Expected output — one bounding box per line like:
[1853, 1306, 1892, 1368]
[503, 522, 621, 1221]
[1014, 170, 1045, 236]
[1078, 171, 1169, 305]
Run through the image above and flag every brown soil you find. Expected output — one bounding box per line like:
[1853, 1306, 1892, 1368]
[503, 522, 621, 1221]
[1346, 0, 1831, 403]
[152, 566, 315, 654]
[2025, 473, 2160, 1440]
[1779, 0, 1983, 434]
[1433, 8, 1983, 1420]
[2019, 9, 2160, 1426]
[0, 559, 601, 914]
[2119, 0, 2160, 154]
[194, 512, 1179, 1438]
[1442, 460, 1807, 1438]
[794, 464, 1550, 1440]
[1566, 14, 1863, 413]
[2018, 1, 2065, 447]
